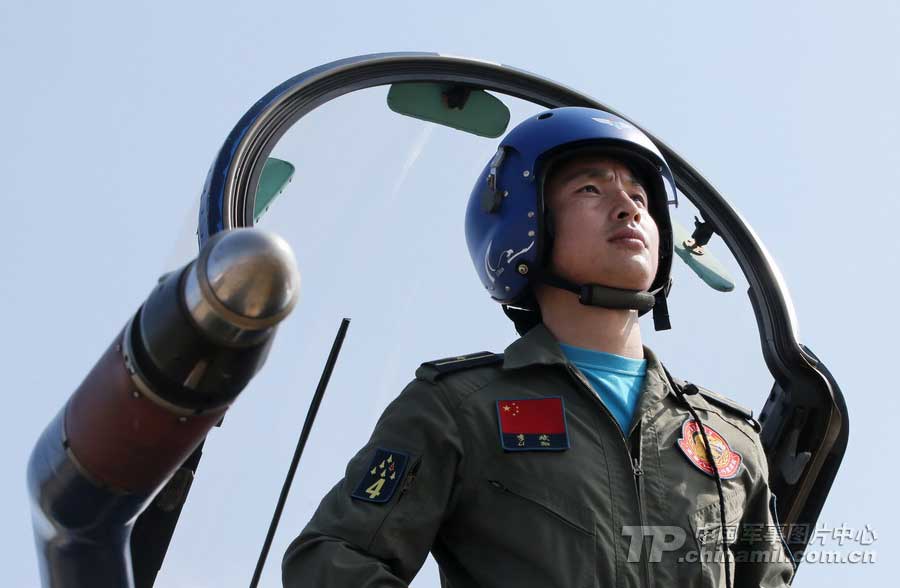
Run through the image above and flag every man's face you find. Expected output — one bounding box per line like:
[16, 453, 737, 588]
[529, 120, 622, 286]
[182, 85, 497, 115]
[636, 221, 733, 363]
[543, 155, 660, 292]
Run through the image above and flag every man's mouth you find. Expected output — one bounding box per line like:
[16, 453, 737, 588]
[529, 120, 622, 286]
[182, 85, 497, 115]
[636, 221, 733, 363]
[608, 228, 646, 248]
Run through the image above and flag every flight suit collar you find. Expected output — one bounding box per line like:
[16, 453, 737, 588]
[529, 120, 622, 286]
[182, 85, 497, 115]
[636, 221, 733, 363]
[501, 323, 678, 430]
[631, 349, 675, 433]
[501, 323, 568, 370]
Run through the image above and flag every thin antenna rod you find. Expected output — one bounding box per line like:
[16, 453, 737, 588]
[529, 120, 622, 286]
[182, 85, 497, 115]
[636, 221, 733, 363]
[249, 318, 351, 588]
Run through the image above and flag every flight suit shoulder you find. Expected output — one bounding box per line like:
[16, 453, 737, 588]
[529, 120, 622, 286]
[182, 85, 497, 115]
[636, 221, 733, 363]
[661, 364, 757, 427]
[690, 383, 761, 433]
[414, 351, 504, 384]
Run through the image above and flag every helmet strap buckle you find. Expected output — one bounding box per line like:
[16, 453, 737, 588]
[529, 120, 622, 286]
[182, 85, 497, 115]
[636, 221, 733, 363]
[577, 283, 655, 312]
[652, 292, 672, 331]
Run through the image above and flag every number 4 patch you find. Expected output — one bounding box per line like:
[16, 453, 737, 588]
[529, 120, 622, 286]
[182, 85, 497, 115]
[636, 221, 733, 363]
[351, 448, 410, 504]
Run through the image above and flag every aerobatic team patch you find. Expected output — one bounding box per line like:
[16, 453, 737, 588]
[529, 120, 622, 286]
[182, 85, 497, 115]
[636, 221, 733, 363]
[676, 419, 742, 479]
[496, 397, 570, 451]
[351, 448, 410, 503]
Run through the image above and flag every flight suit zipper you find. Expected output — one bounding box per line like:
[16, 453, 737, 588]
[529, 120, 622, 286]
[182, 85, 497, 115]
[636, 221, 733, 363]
[565, 364, 651, 588]
[631, 430, 653, 588]
[396, 458, 422, 502]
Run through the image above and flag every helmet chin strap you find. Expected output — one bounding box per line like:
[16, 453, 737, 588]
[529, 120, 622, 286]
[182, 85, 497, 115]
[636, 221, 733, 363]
[522, 263, 672, 331]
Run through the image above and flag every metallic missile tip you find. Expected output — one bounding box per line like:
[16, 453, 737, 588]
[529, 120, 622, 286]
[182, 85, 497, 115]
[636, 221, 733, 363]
[204, 228, 300, 322]
[184, 228, 300, 345]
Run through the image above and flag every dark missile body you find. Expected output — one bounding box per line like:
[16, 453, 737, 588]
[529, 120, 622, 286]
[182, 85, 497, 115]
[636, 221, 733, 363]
[28, 229, 298, 587]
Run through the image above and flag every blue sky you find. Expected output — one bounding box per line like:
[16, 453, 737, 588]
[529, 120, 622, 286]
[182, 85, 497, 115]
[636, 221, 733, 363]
[2, 1, 898, 586]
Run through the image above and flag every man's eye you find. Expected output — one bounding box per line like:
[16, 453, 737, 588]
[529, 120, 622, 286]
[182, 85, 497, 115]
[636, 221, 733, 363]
[631, 194, 647, 206]
[576, 185, 600, 194]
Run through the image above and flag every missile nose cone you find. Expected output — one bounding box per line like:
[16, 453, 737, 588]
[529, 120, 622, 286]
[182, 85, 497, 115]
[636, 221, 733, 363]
[205, 229, 300, 325]
[184, 228, 300, 345]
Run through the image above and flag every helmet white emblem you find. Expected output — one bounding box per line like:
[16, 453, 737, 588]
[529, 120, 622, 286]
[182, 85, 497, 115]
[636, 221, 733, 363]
[484, 240, 535, 284]
[591, 117, 633, 131]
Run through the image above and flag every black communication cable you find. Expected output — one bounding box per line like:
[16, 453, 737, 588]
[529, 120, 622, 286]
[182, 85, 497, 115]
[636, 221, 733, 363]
[683, 397, 733, 588]
[663, 368, 733, 588]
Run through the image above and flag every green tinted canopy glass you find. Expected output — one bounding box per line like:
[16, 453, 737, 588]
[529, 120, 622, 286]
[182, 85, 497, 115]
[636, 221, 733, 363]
[254, 158, 295, 221]
[387, 82, 510, 138]
[672, 218, 735, 292]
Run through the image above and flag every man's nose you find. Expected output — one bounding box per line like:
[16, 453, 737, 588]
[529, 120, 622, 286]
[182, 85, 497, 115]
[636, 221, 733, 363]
[612, 188, 642, 223]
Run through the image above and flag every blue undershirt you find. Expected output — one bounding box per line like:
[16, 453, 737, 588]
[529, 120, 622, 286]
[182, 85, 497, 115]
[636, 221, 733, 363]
[559, 343, 647, 434]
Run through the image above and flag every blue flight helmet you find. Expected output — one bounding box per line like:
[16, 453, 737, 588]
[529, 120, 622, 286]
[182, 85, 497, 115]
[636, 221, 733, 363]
[465, 107, 678, 333]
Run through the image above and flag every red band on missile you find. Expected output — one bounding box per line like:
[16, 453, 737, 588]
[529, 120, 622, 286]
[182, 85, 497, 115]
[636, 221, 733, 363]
[65, 331, 227, 494]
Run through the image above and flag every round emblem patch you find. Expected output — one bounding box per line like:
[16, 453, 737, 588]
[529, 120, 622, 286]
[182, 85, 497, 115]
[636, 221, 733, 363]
[676, 419, 742, 479]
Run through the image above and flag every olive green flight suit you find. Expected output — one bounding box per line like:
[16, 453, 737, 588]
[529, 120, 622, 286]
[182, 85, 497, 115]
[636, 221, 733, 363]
[283, 324, 794, 587]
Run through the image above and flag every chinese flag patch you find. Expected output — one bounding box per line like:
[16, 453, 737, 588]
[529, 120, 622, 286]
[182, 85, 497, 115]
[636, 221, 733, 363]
[496, 397, 570, 451]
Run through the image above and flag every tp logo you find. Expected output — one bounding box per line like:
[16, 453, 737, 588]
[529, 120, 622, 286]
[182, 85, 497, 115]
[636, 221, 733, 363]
[622, 526, 688, 562]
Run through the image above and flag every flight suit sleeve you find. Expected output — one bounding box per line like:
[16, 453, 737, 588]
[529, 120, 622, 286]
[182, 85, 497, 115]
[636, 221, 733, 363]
[733, 434, 796, 587]
[282, 376, 464, 587]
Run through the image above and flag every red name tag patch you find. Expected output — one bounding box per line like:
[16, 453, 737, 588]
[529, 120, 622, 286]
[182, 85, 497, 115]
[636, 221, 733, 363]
[496, 397, 570, 451]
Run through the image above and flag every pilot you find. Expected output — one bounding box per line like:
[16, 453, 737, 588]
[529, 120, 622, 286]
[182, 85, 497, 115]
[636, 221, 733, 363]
[282, 107, 795, 587]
